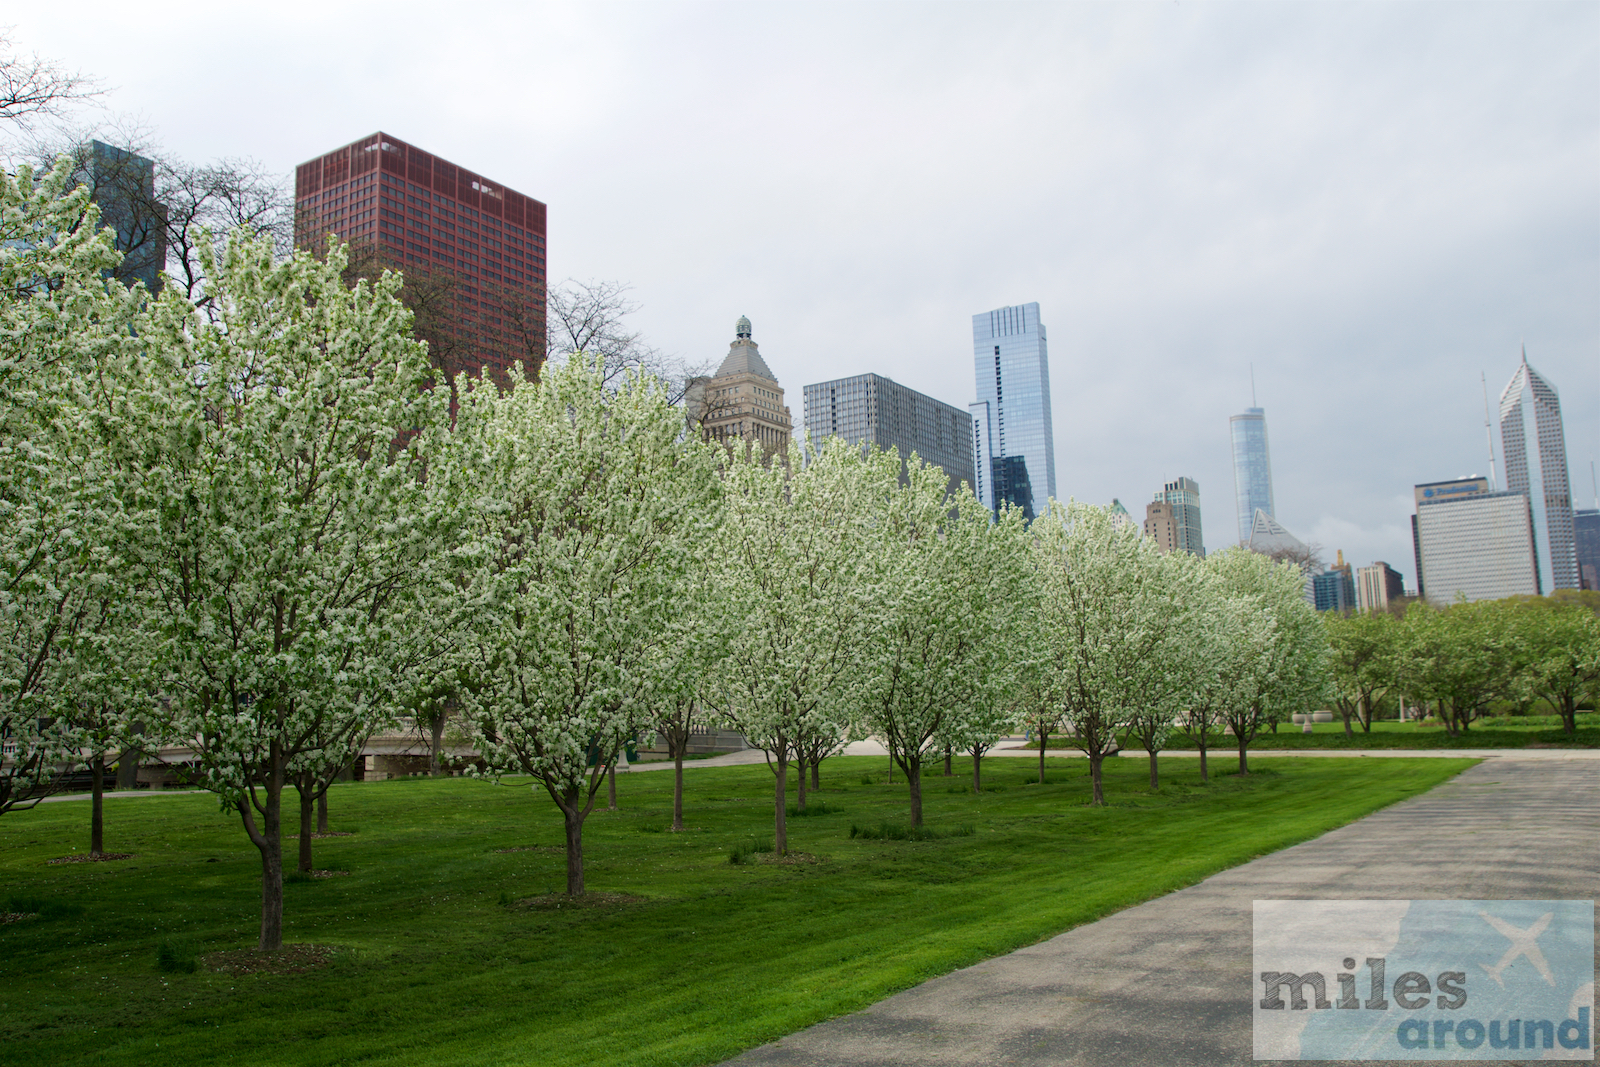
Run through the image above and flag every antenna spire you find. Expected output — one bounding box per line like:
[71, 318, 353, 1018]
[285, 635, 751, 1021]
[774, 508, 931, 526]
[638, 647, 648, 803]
[1481, 371, 1497, 492]
[1250, 363, 1256, 407]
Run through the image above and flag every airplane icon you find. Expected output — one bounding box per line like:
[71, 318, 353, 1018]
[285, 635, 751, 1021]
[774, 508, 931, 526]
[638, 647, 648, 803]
[1478, 910, 1555, 989]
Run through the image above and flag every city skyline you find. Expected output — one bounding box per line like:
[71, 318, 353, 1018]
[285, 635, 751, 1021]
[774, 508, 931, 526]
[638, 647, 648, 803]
[9, 5, 1595, 569]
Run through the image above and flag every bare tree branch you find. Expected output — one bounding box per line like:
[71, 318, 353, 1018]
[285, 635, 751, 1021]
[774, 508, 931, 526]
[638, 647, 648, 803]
[0, 30, 104, 130]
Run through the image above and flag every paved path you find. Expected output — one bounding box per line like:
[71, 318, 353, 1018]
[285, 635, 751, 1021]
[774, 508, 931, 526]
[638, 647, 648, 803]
[723, 756, 1599, 1067]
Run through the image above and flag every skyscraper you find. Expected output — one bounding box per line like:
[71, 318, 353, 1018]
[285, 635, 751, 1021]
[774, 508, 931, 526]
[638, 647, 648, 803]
[689, 317, 791, 457]
[1413, 477, 1540, 603]
[70, 140, 167, 294]
[1143, 477, 1204, 556]
[294, 132, 547, 389]
[802, 373, 974, 497]
[1576, 509, 1600, 591]
[1355, 562, 1404, 613]
[1498, 350, 1577, 591]
[1230, 407, 1275, 546]
[971, 303, 1056, 521]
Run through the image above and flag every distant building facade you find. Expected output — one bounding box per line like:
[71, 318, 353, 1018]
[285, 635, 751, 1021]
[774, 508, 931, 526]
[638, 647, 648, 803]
[1143, 477, 1204, 556]
[294, 132, 547, 389]
[79, 140, 167, 293]
[1230, 407, 1275, 545]
[1576, 508, 1600, 591]
[1355, 562, 1404, 613]
[1499, 351, 1577, 591]
[802, 373, 975, 497]
[971, 303, 1056, 520]
[1313, 550, 1358, 613]
[1414, 478, 1540, 603]
[690, 316, 792, 456]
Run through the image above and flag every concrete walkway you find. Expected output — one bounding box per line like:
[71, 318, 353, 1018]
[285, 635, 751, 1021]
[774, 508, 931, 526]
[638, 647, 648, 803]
[723, 756, 1599, 1067]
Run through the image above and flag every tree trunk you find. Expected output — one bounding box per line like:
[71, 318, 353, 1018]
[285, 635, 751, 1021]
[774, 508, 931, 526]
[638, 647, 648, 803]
[1237, 734, 1250, 776]
[1561, 695, 1577, 736]
[795, 755, 807, 811]
[563, 801, 585, 895]
[810, 758, 820, 791]
[1197, 738, 1209, 781]
[773, 754, 789, 854]
[242, 764, 286, 951]
[429, 713, 446, 776]
[607, 761, 617, 810]
[943, 749, 952, 777]
[1037, 728, 1048, 784]
[672, 746, 684, 832]
[971, 747, 983, 795]
[89, 752, 105, 856]
[317, 788, 329, 834]
[907, 757, 924, 828]
[1088, 750, 1105, 806]
[298, 786, 314, 873]
[1147, 749, 1159, 791]
[1343, 706, 1354, 738]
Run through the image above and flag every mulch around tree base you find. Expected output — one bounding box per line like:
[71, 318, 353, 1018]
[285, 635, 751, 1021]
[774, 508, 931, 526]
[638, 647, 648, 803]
[46, 853, 134, 865]
[203, 944, 334, 975]
[513, 892, 646, 911]
[1, 912, 37, 924]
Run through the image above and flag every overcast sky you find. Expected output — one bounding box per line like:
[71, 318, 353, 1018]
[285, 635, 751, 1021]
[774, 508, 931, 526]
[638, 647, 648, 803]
[14, 2, 1598, 574]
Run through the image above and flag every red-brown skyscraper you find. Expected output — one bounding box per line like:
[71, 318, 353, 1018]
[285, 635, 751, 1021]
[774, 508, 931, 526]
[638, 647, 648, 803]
[294, 132, 547, 385]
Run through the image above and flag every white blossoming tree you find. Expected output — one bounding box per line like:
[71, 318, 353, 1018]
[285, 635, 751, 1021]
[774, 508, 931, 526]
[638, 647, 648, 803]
[1205, 548, 1330, 773]
[451, 356, 721, 895]
[713, 437, 890, 854]
[0, 160, 140, 817]
[126, 234, 453, 950]
[1029, 500, 1188, 806]
[857, 456, 1028, 826]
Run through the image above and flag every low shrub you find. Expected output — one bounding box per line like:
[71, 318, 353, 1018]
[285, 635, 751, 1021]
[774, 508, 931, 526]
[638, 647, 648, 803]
[156, 940, 197, 974]
[728, 838, 775, 865]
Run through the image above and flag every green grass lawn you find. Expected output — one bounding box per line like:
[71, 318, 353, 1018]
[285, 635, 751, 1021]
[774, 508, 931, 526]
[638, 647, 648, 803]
[0, 754, 1473, 1067]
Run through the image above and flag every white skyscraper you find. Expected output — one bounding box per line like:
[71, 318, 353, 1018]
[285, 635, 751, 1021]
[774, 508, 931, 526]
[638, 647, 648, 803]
[1498, 350, 1577, 592]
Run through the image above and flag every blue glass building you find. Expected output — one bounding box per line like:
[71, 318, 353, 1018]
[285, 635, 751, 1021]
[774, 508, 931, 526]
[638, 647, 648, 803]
[971, 303, 1056, 520]
[1230, 407, 1275, 545]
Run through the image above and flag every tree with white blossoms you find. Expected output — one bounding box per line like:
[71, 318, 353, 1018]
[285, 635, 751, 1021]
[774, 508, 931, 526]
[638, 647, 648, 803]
[1205, 548, 1330, 774]
[1177, 587, 1270, 782]
[858, 455, 1028, 826]
[713, 437, 889, 854]
[451, 356, 721, 895]
[1030, 500, 1187, 806]
[1116, 546, 1212, 791]
[0, 159, 140, 817]
[125, 234, 453, 950]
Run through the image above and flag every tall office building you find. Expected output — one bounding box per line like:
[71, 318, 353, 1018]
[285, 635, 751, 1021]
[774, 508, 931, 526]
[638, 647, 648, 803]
[1230, 407, 1275, 545]
[294, 132, 547, 388]
[690, 317, 792, 457]
[1143, 477, 1204, 557]
[1413, 477, 1540, 603]
[70, 140, 167, 293]
[1576, 509, 1600, 591]
[971, 303, 1056, 520]
[803, 373, 974, 497]
[1355, 562, 1404, 613]
[1498, 351, 1576, 591]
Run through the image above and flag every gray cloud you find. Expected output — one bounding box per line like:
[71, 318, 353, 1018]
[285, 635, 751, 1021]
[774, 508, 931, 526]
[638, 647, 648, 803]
[19, 1, 1596, 574]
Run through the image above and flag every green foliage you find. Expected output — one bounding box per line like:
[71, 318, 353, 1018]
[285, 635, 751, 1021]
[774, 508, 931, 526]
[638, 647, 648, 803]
[786, 800, 840, 817]
[728, 837, 776, 863]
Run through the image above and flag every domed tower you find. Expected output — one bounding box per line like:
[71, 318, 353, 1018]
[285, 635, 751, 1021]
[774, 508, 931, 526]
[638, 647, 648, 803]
[688, 316, 792, 458]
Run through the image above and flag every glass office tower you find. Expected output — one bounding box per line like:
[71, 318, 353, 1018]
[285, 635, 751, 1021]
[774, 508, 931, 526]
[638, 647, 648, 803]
[971, 303, 1056, 520]
[1230, 407, 1275, 545]
[1498, 350, 1577, 591]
